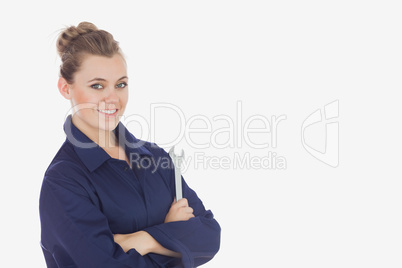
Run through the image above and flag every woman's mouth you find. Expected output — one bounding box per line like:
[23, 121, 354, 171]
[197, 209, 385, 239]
[97, 109, 118, 116]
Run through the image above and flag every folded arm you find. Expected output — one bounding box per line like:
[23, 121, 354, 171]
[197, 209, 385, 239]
[40, 176, 167, 268]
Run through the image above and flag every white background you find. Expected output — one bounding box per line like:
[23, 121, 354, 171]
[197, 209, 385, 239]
[1, 0, 401, 267]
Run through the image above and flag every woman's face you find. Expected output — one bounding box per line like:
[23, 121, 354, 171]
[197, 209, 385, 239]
[67, 54, 129, 134]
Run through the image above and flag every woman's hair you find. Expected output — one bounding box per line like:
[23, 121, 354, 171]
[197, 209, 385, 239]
[57, 22, 121, 83]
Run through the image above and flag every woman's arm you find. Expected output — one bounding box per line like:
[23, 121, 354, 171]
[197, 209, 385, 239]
[114, 198, 193, 257]
[40, 176, 161, 267]
[114, 231, 180, 257]
[143, 174, 221, 268]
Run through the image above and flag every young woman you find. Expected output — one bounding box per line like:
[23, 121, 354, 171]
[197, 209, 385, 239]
[39, 22, 221, 268]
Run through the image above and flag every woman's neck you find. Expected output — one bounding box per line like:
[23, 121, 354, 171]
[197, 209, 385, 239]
[72, 115, 119, 149]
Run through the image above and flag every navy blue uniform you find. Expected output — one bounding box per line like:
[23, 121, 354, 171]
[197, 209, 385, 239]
[39, 115, 221, 267]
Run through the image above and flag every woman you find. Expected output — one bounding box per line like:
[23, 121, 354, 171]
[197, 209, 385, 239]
[39, 22, 221, 268]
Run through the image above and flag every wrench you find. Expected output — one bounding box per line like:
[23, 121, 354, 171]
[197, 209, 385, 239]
[169, 146, 184, 201]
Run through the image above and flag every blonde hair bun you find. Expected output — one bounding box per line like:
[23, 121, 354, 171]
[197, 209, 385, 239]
[57, 22, 99, 57]
[56, 21, 121, 83]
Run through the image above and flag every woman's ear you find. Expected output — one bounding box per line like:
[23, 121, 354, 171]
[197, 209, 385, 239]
[58, 77, 72, 100]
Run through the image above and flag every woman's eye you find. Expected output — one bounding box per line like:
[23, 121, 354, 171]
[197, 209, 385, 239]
[91, 84, 103, 90]
[116, 82, 127, 88]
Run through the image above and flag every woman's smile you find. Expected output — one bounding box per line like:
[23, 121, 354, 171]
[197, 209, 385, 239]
[97, 108, 118, 116]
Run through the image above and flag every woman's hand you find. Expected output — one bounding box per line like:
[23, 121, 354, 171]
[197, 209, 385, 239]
[114, 198, 194, 256]
[114, 231, 181, 258]
[114, 231, 154, 255]
[164, 198, 195, 223]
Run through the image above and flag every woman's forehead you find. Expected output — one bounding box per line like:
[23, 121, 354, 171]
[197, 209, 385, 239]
[76, 54, 127, 81]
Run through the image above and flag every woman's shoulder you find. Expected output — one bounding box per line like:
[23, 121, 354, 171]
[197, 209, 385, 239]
[132, 139, 175, 175]
[41, 140, 97, 200]
[44, 140, 88, 183]
[124, 129, 168, 157]
[143, 140, 169, 157]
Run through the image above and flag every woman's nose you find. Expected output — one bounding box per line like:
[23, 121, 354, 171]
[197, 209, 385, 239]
[105, 87, 119, 103]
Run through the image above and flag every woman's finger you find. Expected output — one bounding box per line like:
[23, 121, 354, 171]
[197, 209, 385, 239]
[176, 198, 188, 207]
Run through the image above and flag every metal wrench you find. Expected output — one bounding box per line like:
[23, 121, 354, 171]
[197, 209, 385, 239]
[169, 146, 184, 201]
